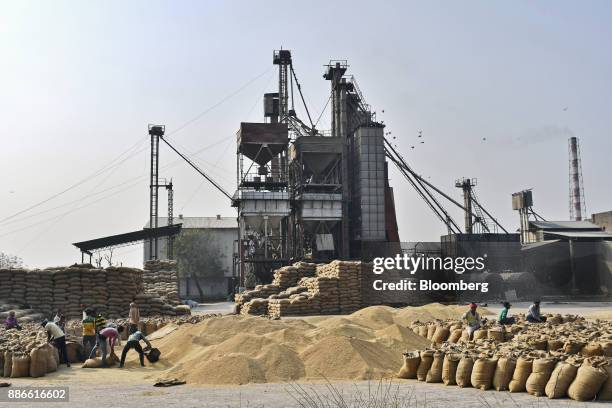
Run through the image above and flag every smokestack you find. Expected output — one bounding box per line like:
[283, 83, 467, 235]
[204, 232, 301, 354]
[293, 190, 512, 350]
[568, 137, 585, 221]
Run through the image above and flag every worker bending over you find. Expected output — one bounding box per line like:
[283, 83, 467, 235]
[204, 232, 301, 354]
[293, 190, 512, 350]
[42, 319, 70, 367]
[119, 330, 152, 368]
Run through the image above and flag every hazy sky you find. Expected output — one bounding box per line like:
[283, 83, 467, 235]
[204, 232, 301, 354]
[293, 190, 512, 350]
[1, 0, 611, 268]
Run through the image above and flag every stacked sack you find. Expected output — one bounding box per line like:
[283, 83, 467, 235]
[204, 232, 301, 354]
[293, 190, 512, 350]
[0, 270, 12, 301]
[234, 284, 280, 307]
[317, 261, 361, 314]
[80, 268, 109, 318]
[106, 267, 143, 317]
[240, 298, 269, 316]
[142, 260, 181, 305]
[25, 270, 53, 316]
[300, 276, 339, 315]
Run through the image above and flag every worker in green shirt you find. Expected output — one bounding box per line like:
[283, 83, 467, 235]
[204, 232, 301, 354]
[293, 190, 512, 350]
[498, 302, 515, 325]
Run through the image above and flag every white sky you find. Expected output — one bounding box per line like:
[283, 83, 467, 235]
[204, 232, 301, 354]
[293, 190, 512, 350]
[1, 0, 610, 268]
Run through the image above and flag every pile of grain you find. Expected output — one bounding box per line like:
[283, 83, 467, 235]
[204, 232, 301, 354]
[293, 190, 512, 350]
[142, 260, 181, 305]
[128, 304, 490, 384]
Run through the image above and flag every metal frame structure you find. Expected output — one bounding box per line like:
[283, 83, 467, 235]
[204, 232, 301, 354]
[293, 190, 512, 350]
[568, 136, 586, 221]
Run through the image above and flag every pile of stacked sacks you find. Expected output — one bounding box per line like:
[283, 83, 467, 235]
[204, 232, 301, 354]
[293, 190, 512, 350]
[237, 261, 363, 317]
[398, 314, 612, 401]
[142, 260, 181, 305]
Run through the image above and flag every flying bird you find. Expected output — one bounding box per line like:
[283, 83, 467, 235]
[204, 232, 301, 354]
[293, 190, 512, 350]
[482, 137, 487, 141]
[563, 107, 568, 111]
[420, 141, 424, 144]
[411, 146, 415, 149]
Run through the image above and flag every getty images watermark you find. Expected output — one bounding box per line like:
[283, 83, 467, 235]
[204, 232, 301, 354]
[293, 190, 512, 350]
[371, 254, 489, 293]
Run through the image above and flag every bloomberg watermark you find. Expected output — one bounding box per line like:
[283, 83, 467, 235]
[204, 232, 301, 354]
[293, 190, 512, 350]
[371, 254, 489, 293]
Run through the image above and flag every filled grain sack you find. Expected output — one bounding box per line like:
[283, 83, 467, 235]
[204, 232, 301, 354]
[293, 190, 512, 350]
[145, 320, 157, 335]
[509, 355, 533, 392]
[66, 341, 82, 363]
[526, 357, 557, 396]
[44, 344, 58, 373]
[10, 354, 30, 378]
[529, 338, 548, 351]
[418, 326, 428, 338]
[426, 351, 445, 383]
[602, 342, 612, 357]
[459, 330, 470, 343]
[581, 343, 603, 357]
[29, 346, 48, 378]
[564, 340, 585, 355]
[442, 353, 461, 385]
[547, 339, 564, 352]
[426, 325, 436, 340]
[432, 326, 450, 345]
[471, 356, 497, 390]
[416, 350, 434, 381]
[545, 360, 579, 399]
[487, 329, 504, 342]
[0, 353, 3, 375]
[81, 358, 103, 369]
[397, 351, 420, 379]
[473, 330, 488, 341]
[567, 359, 608, 401]
[492, 356, 516, 391]
[456, 354, 475, 387]
[3, 351, 13, 377]
[448, 329, 463, 343]
[598, 361, 612, 401]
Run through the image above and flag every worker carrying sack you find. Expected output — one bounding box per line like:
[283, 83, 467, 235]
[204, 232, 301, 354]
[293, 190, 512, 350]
[145, 348, 161, 363]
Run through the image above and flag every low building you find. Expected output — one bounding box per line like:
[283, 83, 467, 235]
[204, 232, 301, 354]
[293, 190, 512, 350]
[592, 210, 612, 232]
[144, 215, 238, 299]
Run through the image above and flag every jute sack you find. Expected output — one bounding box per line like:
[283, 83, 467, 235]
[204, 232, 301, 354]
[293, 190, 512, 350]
[426, 325, 436, 340]
[29, 346, 48, 378]
[448, 329, 463, 343]
[567, 359, 608, 401]
[416, 350, 434, 381]
[0, 352, 3, 375]
[526, 357, 557, 396]
[509, 355, 533, 392]
[545, 361, 579, 399]
[397, 351, 420, 379]
[597, 361, 612, 400]
[66, 341, 82, 363]
[456, 354, 475, 388]
[547, 339, 564, 352]
[581, 343, 603, 357]
[82, 358, 103, 369]
[418, 326, 428, 338]
[3, 351, 13, 377]
[602, 342, 612, 357]
[432, 326, 450, 345]
[10, 354, 30, 378]
[44, 344, 57, 373]
[145, 321, 157, 335]
[459, 330, 470, 343]
[564, 340, 585, 355]
[529, 338, 548, 351]
[471, 356, 497, 390]
[473, 330, 488, 341]
[488, 329, 504, 342]
[426, 351, 445, 383]
[492, 356, 516, 391]
[442, 353, 461, 385]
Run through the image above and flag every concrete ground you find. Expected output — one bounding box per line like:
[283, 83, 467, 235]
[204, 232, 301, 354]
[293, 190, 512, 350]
[4, 375, 608, 407]
[5, 301, 606, 407]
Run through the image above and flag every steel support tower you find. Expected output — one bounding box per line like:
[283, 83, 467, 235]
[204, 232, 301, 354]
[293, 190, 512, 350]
[568, 136, 586, 221]
[148, 124, 165, 260]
